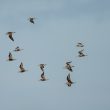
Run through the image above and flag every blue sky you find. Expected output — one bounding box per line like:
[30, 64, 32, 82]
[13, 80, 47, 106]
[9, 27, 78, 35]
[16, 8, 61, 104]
[0, 0, 110, 110]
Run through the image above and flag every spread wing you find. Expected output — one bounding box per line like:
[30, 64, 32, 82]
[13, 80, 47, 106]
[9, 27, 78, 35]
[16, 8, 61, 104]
[66, 61, 72, 64]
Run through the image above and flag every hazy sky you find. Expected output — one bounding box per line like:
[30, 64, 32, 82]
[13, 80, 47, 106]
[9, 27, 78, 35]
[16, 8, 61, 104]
[0, 0, 110, 110]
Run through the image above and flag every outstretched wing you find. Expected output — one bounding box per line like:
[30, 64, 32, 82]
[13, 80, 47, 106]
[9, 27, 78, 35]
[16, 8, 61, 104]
[66, 61, 72, 64]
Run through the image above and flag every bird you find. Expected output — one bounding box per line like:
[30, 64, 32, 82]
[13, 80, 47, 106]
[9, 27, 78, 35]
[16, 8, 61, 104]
[40, 71, 47, 81]
[39, 64, 46, 72]
[78, 49, 87, 57]
[78, 53, 87, 57]
[19, 62, 26, 72]
[8, 52, 14, 61]
[28, 17, 35, 24]
[76, 42, 84, 47]
[65, 61, 74, 72]
[6, 32, 15, 41]
[66, 73, 73, 87]
[13, 46, 23, 52]
[78, 49, 84, 54]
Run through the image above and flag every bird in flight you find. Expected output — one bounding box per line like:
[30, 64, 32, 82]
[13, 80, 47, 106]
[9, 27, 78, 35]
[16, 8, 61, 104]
[6, 32, 15, 41]
[8, 52, 15, 61]
[78, 49, 87, 57]
[40, 71, 48, 81]
[19, 62, 26, 72]
[39, 64, 46, 72]
[13, 46, 23, 52]
[66, 73, 73, 87]
[76, 42, 84, 47]
[65, 61, 75, 72]
[28, 17, 36, 24]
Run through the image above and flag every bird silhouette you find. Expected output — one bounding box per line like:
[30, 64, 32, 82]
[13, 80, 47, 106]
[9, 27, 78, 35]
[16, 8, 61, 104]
[28, 17, 35, 24]
[66, 73, 73, 87]
[40, 71, 47, 81]
[76, 42, 84, 47]
[8, 52, 15, 61]
[13, 46, 23, 52]
[19, 62, 26, 72]
[65, 61, 74, 72]
[6, 32, 15, 41]
[39, 64, 46, 72]
[78, 49, 87, 57]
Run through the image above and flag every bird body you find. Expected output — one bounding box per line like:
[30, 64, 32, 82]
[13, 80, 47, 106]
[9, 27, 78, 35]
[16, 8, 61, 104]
[8, 52, 14, 61]
[14, 46, 23, 52]
[78, 54, 87, 57]
[78, 49, 87, 57]
[65, 61, 74, 72]
[78, 49, 84, 54]
[76, 42, 84, 47]
[28, 17, 35, 24]
[40, 72, 47, 81]
[19, 62, 26, 72]
[6, 32, 15, 41]
[39, 64, 46, 72]
[66, 73, 73, 87]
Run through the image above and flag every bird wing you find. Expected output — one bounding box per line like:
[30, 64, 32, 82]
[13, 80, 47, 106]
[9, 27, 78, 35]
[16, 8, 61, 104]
[9, 53, 13, 59]
[67, 74, 70, 81]
[30, 19, 34, 24]
[19, 63, 23, 69]
[41, 72, 46, 80]
[66, 61, 72, 64]
[67, 74, 73, 83]
[9, 34, 14, 41]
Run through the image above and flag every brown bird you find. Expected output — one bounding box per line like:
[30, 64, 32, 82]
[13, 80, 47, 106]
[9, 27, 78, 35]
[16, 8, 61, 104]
[65, 61, 74, 72]
[40, 72, 47, 81]
[19, 62, 26, 72]
[66, 73, 73, 87]
[8, 52, 15, 61]
[6, 32, 15, 41]
[39, 64, 46, 72]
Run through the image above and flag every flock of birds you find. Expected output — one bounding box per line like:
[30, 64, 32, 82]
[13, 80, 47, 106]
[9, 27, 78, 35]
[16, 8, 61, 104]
[5, 17, 87, 87]
[65, 42, 87, 87]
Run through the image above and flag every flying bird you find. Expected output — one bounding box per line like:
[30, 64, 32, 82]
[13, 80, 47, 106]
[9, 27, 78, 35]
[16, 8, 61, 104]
[19, 62, 26, 72]
[8, 52, 15, 61]
[66, 73, 73, 87]
[40, 72, 47, 81]
[6, 32, 15, 41]
[78, 49, 87, 57]
[28, 17, 36, 24]
[65, 61, 74, 72]
[76, 42, 84, 47]
[13, 46, 23, 52]
[39, 64, 46, 72]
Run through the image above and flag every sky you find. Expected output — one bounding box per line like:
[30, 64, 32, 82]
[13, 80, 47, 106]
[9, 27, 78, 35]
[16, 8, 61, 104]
[0, 0, 110, 110]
